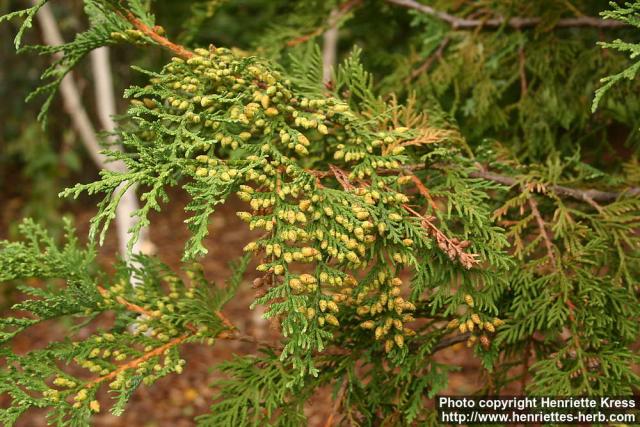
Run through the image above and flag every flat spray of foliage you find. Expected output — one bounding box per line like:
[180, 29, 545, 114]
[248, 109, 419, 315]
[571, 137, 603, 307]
[1, 0, 640, 425]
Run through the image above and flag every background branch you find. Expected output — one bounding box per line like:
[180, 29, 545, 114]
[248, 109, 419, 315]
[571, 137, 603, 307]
[323, 377, 348, 427]
[432, 333, 469, 352]
[287, 0, 361, 47]
[387, 0, 629, 29]
[405, 36, 449, 83]
[527, 197, 556, 263]
[468, 169, 640, 203]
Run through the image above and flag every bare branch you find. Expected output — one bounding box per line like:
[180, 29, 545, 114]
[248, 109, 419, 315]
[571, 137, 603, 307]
[432, 333, 470, 352]
[387, 0, 629, 29]
[527, 196, 556, 264]
[405, 36, 449, 83]
[468, 169, 640, 203]
[324, 377, 348, 427]
[518, 44, 528, 96]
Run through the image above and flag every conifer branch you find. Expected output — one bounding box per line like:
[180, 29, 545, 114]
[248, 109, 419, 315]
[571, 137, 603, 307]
[97, 286, 151, 317]
[98, 286, 275, 348]
[387, 0, 630, 29]
[327, 164, 478, 267]
[121, 10, 194, 59]
[329, 164, 356, 191]
[389, 165, 637, 204]
[216, 310, 236, 330]
[3, 1, 640, 422]
[84, 334, 191, 389]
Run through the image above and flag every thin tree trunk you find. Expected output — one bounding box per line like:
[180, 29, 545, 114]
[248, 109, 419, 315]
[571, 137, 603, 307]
[322, 8, 340, 84]
[90, 47, 154, 257]
[34, 2, 153, 258]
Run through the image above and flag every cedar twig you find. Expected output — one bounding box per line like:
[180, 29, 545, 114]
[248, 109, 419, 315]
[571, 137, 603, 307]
[121, 11, 194, 59]
[324, 164, 479, 267]
[85, 291, 474, 389]
[86, 285, 282, 388]
[125, 2, 633, 210]
[84, 334, 190, 388]
[97, 286, 151, 318]
[216, 310, 237, 330]
[98, 286, 276, 346]
[387, 0, 629, 29]
[323, 331, 470, 356]
[329, 164, 356, 190]
[403, 204, 478, 269]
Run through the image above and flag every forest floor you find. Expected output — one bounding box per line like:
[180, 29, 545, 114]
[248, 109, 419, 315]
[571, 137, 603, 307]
[1, 186, 489, 427]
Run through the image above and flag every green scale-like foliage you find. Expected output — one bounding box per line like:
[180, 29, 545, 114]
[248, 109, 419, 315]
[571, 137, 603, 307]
[0, 43, 513, 424]
[62, 45, 511, 376]
[593, 1, 640, 112]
